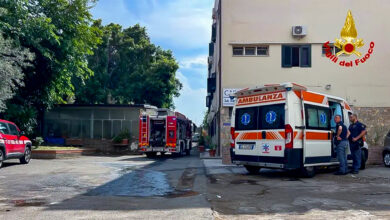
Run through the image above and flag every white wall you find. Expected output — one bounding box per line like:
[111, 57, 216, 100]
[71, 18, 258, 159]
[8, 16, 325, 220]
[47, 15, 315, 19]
[220, 0, 390, 107]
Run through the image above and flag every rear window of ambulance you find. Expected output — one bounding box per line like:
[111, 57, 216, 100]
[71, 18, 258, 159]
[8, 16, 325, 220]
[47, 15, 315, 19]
[235, 104, 285, 131]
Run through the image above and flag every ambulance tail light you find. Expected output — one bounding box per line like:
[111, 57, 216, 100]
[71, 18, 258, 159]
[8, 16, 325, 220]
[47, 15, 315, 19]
[230, 127, 235, 148]
[285, 124, 293, 149]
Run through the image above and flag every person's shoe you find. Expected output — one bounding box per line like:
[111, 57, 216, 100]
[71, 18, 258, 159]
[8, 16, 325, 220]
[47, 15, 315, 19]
[351, 171, 359, 174]
[334, 171, 347, 175]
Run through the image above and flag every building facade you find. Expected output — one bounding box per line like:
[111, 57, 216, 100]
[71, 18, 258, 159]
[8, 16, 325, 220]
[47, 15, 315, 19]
[207, 0, 390, 164]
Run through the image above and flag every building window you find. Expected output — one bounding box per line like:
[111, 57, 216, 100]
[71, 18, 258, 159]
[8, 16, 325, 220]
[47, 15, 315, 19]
[257, 46, 269, 56]
[233, 47, 244, 56]
[233, 45, 269, 56]
[322, 45, 334, 55]
[282, 45, 311, 68]
[322, 44, 343, 56]
[305, 104, 331, 130]
[245, 47, 256, 55]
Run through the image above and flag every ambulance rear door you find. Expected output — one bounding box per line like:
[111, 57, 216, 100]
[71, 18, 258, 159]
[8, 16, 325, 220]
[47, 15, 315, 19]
[234, 91, 287, 164]
[301, 92, 332, 165]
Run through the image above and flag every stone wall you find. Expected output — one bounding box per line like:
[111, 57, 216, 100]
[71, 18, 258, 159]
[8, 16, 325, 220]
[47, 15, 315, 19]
[353, 107, 390, 166]
[366, 146, 384, 165]
[353, 107, 390, 146]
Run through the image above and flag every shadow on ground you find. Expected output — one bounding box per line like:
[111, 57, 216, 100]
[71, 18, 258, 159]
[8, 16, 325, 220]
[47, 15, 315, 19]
[1, 162, 24, 169]
[44, 150, 210, 211]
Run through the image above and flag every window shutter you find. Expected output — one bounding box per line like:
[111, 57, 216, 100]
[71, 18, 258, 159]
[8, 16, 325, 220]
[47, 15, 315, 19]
[282, 45, 292, 67]
[300, 45, 311, 67]
[211, 24, 217, 43]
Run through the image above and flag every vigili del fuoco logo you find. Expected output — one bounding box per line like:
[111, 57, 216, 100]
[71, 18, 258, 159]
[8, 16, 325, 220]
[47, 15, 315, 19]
[323, 10, 374, 67]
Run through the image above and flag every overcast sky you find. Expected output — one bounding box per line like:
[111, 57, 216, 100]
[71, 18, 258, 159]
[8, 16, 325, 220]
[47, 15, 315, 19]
[91, 0, 213, 125]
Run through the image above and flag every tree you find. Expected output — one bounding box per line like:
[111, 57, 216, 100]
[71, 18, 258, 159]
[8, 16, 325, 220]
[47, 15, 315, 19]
[0, 0, 101, 135]
[74, 22, 182, 108]
[0, 32, 34, 111]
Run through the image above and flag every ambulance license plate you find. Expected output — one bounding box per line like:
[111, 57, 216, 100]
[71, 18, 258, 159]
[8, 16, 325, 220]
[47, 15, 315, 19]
[239, 144, 254, 150]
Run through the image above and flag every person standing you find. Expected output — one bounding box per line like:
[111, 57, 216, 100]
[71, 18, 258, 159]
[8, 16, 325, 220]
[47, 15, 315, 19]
[334, 115, 350, 175]
[348, 113, 367, 174]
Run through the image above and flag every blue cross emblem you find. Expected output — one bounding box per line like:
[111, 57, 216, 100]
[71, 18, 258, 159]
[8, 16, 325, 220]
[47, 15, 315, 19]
[320, 113, 327, 124]
[241, 113, 251, 125]
[265, 111, 277, 124]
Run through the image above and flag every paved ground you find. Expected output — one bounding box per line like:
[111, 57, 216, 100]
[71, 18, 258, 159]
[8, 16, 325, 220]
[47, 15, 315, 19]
[0, 149, 389, 219]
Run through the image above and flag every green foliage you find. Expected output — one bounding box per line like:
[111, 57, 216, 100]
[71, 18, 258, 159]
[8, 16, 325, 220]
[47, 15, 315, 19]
[0, 32, 34, 111]
[32, 137, 44, 148]
[0, 0, 181, 137]
[0, 0, 101, 136]
[74, 22, 182, 108]
[209, 143, 216, 150]
[205, 135, 212, 146]
[112, 128, 131, 143]
[3, 103, 38, 136]
[0, 0, 101, 107]
[202, 111, 209, 129]
[198, 135, 205, 145]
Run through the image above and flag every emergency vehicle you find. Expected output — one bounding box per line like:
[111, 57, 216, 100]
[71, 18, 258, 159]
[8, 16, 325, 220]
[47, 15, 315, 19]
[139, 109, 193, 158]
[0, 119, 32, 168]
[230, 83, 368, 177]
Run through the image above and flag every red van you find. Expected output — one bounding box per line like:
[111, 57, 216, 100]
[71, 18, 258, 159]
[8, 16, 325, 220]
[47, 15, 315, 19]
[0, 119, 32, 168]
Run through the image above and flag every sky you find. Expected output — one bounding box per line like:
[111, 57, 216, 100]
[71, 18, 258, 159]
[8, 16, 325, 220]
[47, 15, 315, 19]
[91, 0, 214, 125]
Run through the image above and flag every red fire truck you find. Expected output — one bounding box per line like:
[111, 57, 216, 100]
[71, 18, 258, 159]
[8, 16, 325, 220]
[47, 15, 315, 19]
[138, 109, 193, 158]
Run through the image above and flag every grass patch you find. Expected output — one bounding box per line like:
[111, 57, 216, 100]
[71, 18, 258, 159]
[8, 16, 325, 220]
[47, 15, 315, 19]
[33, 146, 83, 151]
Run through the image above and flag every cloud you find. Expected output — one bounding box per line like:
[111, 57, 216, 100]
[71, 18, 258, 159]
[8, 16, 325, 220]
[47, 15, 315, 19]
[180, 55, 208, 69]
[92, 0, 213, 50]
[174, 72, 207, 126]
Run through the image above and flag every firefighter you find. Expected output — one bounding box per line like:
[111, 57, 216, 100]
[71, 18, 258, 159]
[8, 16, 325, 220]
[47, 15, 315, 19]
[348, 113, 367, 174]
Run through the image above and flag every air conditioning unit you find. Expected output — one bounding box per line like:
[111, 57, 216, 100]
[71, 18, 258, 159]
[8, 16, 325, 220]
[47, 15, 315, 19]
[208, 56, 213, 64]
[292, 26, 307, 37]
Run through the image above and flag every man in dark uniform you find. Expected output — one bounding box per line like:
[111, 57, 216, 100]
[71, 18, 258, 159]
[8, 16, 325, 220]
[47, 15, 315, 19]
[348, 113, 367, 174]
[334, 115, 350, 175]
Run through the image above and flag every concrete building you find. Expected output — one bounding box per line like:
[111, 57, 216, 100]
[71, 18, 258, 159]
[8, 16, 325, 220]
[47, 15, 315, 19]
[206, 0, 390, 163]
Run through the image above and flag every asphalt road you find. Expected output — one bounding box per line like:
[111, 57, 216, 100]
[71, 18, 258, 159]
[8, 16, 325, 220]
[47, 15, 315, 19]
[0, 149, 389, 220]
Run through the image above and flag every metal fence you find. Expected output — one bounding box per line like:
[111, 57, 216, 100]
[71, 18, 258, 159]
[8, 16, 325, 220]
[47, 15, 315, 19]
[44, 106, 144, 140]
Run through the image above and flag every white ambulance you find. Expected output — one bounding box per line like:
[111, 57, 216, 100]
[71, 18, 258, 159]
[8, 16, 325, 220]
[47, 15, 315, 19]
[230, 83, 368, 177]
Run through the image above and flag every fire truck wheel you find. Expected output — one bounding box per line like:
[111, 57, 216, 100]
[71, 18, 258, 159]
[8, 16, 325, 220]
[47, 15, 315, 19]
[146, 152, 157, 158]
[244, 165, 260, 174]
[180, 143, 185, 156]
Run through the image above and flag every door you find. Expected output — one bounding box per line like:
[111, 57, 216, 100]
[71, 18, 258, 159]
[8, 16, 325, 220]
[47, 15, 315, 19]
[234, 103, 286, 158]
[0, 122, 17, 154]
[329, 101, 345, 158]
[303, 104, 332, 164]
[7, 123, 24, 153]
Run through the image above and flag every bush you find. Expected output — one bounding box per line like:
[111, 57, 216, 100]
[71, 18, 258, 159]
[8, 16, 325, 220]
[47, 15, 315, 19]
[32, 137, 44, 148]
[199, 135, 205, 145]
[113, 128, 131, 143]
[3, 103, 37, 137]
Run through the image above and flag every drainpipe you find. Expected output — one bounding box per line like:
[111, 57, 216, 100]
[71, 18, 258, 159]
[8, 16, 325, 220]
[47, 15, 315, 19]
[217, 0, 222, 157]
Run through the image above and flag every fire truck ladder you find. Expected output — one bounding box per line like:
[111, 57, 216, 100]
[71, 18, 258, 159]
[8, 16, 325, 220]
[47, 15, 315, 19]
[141, 116, 148, 145]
